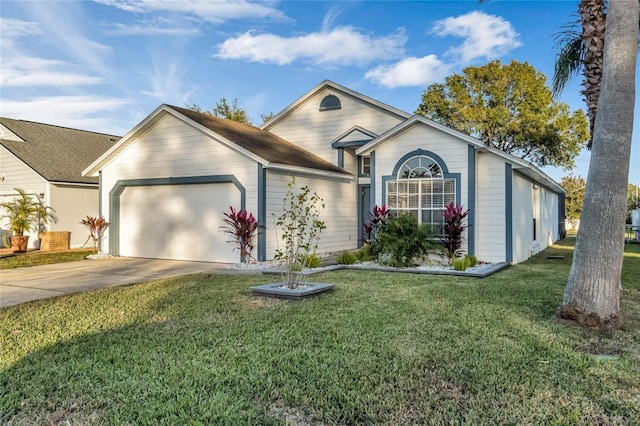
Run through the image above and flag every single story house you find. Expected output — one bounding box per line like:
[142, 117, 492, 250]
[0, 118, 119, 248]
[84, 80, 565, 264]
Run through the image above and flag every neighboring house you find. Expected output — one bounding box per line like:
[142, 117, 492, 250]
[0, 118, 119, 249]
[84, 80, 564, 264]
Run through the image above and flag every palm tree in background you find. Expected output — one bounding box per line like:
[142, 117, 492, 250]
[552, 0, 607, 149]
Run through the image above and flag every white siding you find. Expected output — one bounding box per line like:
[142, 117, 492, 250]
[512, 173, 534, 263]
[475, 153, 506, 263]
[100, 114, 259, 255]
[48, 184, 99, 248]
[264, 171, 357, 260]
[269, 88, 404, 166]
[0, 146, 48, 248]
[372, 124, 470, 252]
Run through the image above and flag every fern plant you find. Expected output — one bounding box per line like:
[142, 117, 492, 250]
[373, 214, 435, 267]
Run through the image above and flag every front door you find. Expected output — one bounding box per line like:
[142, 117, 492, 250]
[358, 185, 371, 246]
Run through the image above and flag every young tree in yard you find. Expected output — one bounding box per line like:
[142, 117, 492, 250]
[559, 0, 638, 329]
[561, 175, 587, 229]
[416, 60, 589, 169]
[185, 98, 252, 125]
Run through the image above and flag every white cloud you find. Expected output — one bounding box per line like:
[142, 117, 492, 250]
[109, 20, 201, 36]
[217, 27, 406, 66]
[433, 11, 521, 63]
[1, 57, 102, 87]
[140, 59, 195, 104]
[0, 17, 41, 39]
[365, 55, 451, 88]
[0, 96, 131, 133]
[96, 0, 290, 24]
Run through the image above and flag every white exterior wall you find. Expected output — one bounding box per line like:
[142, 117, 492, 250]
[48, 184, 99, 248]
[0, 146, 48, 248]
[540, 186, 559, 247]
[512, 173, 535, 263]
[268, 88, 404, 166]
[100, 114, 259, 254]
[264, 171, 357, 260]
[372, 124, 470, 252]
[475, 153, 507, 263]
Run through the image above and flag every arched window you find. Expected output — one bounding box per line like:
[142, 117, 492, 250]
[319, 95, 341, 111]
[386, 155, 456, 235]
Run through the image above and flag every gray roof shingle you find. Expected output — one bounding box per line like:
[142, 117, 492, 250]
[0, 117, 119, 184]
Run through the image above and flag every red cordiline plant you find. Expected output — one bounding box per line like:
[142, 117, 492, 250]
[221, 206, 258, 263]
[80, 215, 110, 254]
[441, 202, 470, 261]
[362, 204, 390, 245]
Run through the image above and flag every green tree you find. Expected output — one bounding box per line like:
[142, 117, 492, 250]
[628, 183, 640, 223]
[185, 98, 252, 125]
[416, 60, 589, 169]
[560, 0, 638, 329]
[260, 112, 276, 124]
[560, 175, 586, 228]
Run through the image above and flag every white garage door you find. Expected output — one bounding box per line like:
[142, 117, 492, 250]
[119, 183, 241, 263]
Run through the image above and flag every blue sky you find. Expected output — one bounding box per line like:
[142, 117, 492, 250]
[1, 0, 638, 184]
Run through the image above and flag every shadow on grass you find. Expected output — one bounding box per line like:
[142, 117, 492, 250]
[2, 256, 640, 424]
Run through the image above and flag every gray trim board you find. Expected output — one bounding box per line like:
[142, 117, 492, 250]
[98, 171, 103, 253]
[505, 164, 513, 263]
[332, 140, 370, 148]
[358, 184, 371, 247]
[108, 175, 246, 258]
[369, 151, 376, 212]
[337, 148, 344, 168]
[257, 164, 267, 261]
[467, 145, 475, 255]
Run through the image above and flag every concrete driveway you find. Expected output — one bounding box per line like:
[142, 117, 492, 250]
[0, 257, 253, 308]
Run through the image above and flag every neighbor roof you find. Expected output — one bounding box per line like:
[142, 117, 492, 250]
[0, 117, 120, 184]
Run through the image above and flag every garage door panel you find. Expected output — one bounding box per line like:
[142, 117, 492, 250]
[119, 183, 240, 262]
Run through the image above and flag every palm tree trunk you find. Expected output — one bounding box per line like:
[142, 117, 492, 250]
[560, 0, 638, 328]
[579, 0, 606, 149]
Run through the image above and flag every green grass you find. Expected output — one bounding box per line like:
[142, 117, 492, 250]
[0, 250, 94, 269]
[1, 238, 639, 424]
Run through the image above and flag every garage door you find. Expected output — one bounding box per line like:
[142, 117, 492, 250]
[119, 183, 241, 262]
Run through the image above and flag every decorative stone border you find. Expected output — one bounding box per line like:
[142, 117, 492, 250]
[250, 282, 335, 300]
[261, 262, 510, 278]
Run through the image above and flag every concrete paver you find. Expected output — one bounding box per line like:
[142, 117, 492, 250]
[0, 257, 254, 308]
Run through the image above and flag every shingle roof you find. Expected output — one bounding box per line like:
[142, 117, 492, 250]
[0, 117, 119, 184]
[167, 105, 349, 175]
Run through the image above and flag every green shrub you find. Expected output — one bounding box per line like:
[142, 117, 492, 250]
[373, 214, 436, 267]
[451, 255, 478, 271]
[297, 252, 322, 269]
[336, 251, 357, 265]
[451, 256, 470, 271]
[354, 245, 375, 261]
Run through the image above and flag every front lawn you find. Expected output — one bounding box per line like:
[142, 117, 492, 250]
[0, 249, 94, 269]
[1, 238, 639, 424]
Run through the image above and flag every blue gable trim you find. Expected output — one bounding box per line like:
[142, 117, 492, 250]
[108, 175, 246, 259]
[505, 164, 513, 263]
[257, 164, 267, 261]
[467, 145, 475, 255]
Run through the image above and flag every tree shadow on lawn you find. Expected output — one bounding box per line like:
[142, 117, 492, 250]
[2, 268, 640, 424]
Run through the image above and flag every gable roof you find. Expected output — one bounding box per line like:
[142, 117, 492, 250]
[261, 80, 411, 131]
[0, 117, 120, 185]
[84, 105, 350, 178]
[357, 115, 565, 194]
[331, 126, 378, 148]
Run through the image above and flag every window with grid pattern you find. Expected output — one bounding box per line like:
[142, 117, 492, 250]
[386, 156, 456, 235]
